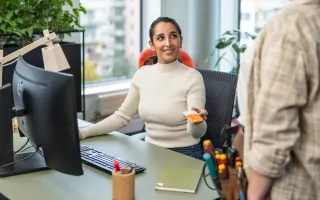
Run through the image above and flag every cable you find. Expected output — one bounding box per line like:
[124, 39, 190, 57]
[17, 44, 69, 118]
[2, 58, 18, 66]
[13, 139, 30, 154]
[0, 146, 39, 169]
[20, 146, 34, 153]
[202, 163, 216, 190]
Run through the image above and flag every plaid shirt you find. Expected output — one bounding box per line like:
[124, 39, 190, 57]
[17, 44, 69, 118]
[238, 0, 320, 199]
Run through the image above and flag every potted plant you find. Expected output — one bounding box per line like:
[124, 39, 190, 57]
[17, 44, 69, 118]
[205, 30, 256, 119]
[0, 0, 86, 113]
[206, 30, 256, 74]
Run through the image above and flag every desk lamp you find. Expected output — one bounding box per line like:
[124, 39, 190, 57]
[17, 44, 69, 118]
[0, 29, 70, 87]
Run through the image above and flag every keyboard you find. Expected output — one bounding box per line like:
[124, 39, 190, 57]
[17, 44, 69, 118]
[80, 144, 146, 174]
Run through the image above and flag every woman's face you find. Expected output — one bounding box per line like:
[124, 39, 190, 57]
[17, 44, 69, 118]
[149, 22, 182, 64]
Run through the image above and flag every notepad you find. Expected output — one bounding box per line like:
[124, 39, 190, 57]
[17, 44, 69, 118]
[154, 166, 202, 194]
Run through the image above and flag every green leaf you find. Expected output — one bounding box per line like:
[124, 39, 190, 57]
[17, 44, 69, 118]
[79, 5, 87, 14]
[36, 25, 47, 30]
[0, 24, 6, 31]
[14, 31, 22, 37]
[27, 27, 33, 38]
[215, 38, 232, 49]
[16, 18, 23, 24]
[75, 22, 84, 29]
[8, 21, 17, 28]
[5, 29, 13, 33]
[240, 44, 247, 53]
[223, 30, 234, 35]
[232, 42, 241, 54]
[17, 29, 26, 35]
[5, 11, 13, 21]
[73, 8, 79, 18]
[66, 0, 73, 7]
[227, 37, 236, 43]
[14, 9, 19, 15]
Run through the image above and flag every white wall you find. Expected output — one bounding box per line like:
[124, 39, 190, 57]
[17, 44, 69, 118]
[187, 0, 219, 69]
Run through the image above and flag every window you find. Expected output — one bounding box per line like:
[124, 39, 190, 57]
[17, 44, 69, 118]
[240, 0, 290, 45]
[80, 0, 141, 84]
[241, 13, 250, 21]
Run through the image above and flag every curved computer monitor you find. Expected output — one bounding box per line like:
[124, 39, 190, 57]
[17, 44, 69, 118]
[11, 56, 83, 176]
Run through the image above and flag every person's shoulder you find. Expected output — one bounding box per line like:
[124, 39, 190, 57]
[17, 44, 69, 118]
[176, 62, 204, 81]
[263, 3, 316, 34]
[176, 61, 198, 73]
[134, 64, 155, 76]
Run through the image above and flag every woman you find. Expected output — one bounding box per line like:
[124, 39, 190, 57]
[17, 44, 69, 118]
[80, 17, 208, 159]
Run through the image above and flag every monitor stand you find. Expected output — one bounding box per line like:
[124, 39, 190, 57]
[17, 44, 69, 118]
[0, 84, 49, 178]
[0, 152, 48, 178]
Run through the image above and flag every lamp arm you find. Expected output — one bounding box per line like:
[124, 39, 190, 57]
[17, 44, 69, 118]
[0, 32, 57, 65]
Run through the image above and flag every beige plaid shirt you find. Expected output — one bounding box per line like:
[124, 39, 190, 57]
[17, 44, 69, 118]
[237, 0, 320, 199]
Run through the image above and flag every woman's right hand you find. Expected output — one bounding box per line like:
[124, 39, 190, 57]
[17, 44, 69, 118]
[191, 106, 208, 121]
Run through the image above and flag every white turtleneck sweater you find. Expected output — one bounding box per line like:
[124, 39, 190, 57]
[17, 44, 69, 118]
[81, 59, 207, 148]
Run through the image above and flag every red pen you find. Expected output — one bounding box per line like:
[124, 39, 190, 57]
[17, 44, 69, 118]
[114, 160, 121, 174]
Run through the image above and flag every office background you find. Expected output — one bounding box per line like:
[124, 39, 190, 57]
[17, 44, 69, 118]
[12, 0, 289, 122]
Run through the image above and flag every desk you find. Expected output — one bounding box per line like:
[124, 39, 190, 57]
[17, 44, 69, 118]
[0, 131, 218, 200]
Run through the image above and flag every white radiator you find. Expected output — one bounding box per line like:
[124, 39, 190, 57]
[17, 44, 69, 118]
[97, 89, 128, 117]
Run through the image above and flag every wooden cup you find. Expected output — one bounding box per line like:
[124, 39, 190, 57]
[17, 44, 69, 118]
[112, 168, 135, 200]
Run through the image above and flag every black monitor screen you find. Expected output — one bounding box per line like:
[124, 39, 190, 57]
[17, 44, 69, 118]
[11, 56, 83, 176]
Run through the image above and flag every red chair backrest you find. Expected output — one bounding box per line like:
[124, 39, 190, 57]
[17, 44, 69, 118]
[138, 48, 195, 69]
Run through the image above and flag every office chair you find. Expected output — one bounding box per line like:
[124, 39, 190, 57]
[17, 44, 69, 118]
[197, 69, 238, 149]
[138, 48, 196, 68]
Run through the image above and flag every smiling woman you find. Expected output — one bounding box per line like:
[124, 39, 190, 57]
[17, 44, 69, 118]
[80, 17, 209, 160]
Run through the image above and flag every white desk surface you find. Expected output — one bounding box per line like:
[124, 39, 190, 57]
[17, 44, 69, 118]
[0, 124, 218, 200]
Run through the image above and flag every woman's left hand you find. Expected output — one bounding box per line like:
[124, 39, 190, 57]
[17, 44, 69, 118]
[191, 106, 208, 121]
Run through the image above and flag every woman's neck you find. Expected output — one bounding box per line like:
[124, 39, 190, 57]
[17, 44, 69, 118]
[157, 58, 179, 65]
[156, 59, 180, 72]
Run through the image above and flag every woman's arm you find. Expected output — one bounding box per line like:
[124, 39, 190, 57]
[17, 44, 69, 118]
[186, 71, 207, 139]
[80, 71, 141, 139]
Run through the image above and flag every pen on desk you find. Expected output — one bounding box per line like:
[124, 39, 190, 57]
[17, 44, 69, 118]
[114, 160, 121, 174]
[203, 153, 221, 191]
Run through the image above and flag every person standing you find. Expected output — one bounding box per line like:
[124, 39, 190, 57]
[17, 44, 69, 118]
[237, 0, 320, 199]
